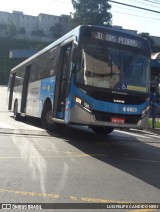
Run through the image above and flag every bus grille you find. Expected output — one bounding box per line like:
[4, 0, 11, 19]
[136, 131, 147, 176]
[89, 91, 147, 105]
[93, 110, 141, 124]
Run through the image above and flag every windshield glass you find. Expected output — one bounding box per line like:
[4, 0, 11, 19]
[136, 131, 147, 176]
[76, 42, 150, 93]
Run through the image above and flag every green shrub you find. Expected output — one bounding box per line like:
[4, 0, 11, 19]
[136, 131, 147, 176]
[148, 118, 160, 128]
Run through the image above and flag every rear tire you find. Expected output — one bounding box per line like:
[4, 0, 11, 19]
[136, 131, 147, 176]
[41, 103, 64, 132]
[90, 126, 114, 134]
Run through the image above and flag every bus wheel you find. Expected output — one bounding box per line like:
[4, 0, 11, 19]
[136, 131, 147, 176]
[13, 101, 20, 121]
[41, 103, 64, 132]
[90, 126, 114, 134]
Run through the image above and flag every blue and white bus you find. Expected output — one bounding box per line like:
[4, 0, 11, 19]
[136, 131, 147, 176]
[7, 25, 151, 134]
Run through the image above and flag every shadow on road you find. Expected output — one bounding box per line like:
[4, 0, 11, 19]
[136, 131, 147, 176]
[53, 125, 160, 190]
[10, 116, 160, 190]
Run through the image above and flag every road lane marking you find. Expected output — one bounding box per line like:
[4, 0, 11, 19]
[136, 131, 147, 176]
[0, 188, 157, 212]
[0, 188, 126, 202]
[0, 188, 60, 199]
[70, 196, 78, 201]
[124, 157, 160, 163]
[129, 209, 155, 212]
[0, 153, 160, 163]
[80, 197, 127, 203]
[0, 154, 105, 159]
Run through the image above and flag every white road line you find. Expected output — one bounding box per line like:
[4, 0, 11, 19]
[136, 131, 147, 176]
[115, 130, 153, 139]
[129, 129, 160, 138]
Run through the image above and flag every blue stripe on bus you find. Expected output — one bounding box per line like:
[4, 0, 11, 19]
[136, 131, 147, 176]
[71, 84, 149, 115]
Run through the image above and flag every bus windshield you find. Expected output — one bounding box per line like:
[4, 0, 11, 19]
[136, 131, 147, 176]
[76, 41, 150, 93]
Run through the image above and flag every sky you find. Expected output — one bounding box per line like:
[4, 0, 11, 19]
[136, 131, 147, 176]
[0, 0, 160, 37]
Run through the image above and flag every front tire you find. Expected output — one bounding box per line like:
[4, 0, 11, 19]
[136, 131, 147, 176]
[90, 126, 114, 134]
[41, 103, 64, 132]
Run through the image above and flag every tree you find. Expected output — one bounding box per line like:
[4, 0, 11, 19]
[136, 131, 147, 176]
[71, 0, 112, 27]
[31, 29, 45, 37]
[5, 22, 18, 37]
[0, 23, 7, 31]
[0, 24, 7, 36]
[19, 27, 26, 34]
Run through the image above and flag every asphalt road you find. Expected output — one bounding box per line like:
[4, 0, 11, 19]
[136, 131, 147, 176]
[0, 86, 160, 211]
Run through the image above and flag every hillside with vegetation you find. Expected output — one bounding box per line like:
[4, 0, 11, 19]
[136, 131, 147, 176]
[0, 36, 49, 57]
[0, 36, 49, 85]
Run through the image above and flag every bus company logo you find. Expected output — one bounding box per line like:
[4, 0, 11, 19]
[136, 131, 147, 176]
[2, 204, 11, 209]
[123, 107, 137, 113]
[114, 99, 125, 103]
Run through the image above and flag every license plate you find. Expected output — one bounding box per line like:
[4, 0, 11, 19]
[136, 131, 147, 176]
[111, 117, 125, 124]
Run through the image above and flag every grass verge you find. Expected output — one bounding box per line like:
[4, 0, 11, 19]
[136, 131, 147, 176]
[148, 118, 160, 128]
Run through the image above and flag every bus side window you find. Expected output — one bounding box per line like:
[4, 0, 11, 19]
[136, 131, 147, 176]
[29, 63, 39, 82]
[39, 48, 58, 79]
[14, 68, 24, 86]
[49, 56, 56, 76]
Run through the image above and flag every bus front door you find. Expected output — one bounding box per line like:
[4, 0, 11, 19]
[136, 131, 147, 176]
[8, 73, 16, 110]
[21, 65, 31, 114]
[53, 43, 72, 121]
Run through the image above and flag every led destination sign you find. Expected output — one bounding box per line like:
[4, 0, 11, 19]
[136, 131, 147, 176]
[92, 31, 142, 48]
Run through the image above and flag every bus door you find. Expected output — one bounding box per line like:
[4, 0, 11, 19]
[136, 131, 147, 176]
[21, 65, 31, 114]
[53, 42, 72, 121]
[8, 72, 16, 110]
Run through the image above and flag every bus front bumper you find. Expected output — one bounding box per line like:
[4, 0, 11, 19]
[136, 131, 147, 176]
[69, 104, 149, 129]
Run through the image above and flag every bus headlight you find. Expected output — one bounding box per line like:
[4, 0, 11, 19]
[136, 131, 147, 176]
[75, 97, 82, 104]
[83, 101, 91, 111]
[75, 96, 91, 112]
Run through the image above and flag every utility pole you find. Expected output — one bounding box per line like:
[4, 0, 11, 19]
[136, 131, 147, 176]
[151, 76, 158, 128]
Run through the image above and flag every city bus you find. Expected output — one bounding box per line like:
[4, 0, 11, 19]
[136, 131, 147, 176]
[7, 25, 151, 134]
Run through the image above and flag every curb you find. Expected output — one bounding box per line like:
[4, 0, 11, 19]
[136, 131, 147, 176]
[0, 128, 51, 136]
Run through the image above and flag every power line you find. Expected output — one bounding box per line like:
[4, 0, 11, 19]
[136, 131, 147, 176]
[51, 0, 160, 15]
[112, 10, 160, 21]
[112, 3, 160, 17]
[126, 0, 160, 5]
[126, 0, 160, 9]
[139, 0, 160, 5]
[51, 0, 160, 14]
[109, 0, 160, 14]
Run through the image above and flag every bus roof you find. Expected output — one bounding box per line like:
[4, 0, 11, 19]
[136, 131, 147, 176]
[11, 25, 150, 73]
